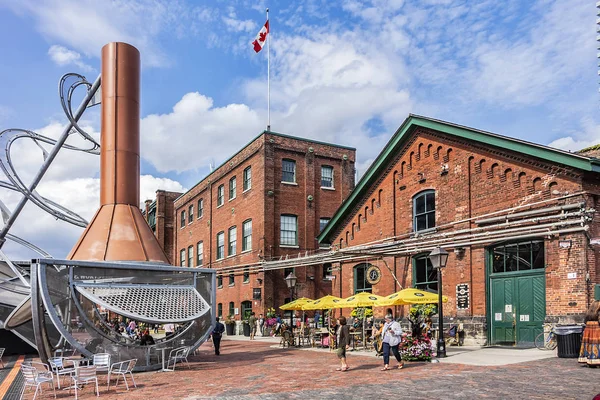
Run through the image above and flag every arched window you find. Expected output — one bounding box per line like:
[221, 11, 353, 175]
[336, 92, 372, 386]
[241, 300, 253, 319]
[354, 263, 373, 294]
[413, 255, 437, 292]
[228, 302, 235, 317]
[413, 190, 435, 232]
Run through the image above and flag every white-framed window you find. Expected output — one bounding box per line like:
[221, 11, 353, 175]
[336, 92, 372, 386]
[188, 205, 194, 223]
[198, 198, 203, 219]
[229, 177, 237, 200]
[243, 166, 252, 191]
[321, 165, 334, 188]
[216, 231, 224, 259]
[187, 246, 193, 267]
[413, 190, 435, 232]
[228, 226, 237, 256]
[217, 185, 224, 207]
[180, 210, 186, 228]
[282, 159, 296, 183]
[280, 214, 298, 246]
[180, 249, 186, 267]
[319, 217, 330, 232]
[197, 241, 203, 266]
[242, 219, 252, 251]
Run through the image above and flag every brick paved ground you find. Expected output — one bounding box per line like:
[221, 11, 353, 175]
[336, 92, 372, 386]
[7, 340, 600, 400]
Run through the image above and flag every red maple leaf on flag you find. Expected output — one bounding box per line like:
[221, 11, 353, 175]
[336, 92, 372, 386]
[258, 31, 267, 43]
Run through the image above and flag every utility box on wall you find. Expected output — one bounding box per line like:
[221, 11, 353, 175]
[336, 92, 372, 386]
[595, 284, 600, 301]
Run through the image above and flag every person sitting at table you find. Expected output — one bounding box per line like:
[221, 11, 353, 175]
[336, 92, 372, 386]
[140, 329, 155, 345]
[352, 317, 362, 330]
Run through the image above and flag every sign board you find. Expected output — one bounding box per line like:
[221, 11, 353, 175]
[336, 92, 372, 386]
[456, 283, 469, 310]
[234, 308, 239, 315]
[567, 272, 577, 279]
[495, 313, 502, 321]
[519, 314, 530, 322]
[505, 304, 512, 313]
[253, 288, 262, 300]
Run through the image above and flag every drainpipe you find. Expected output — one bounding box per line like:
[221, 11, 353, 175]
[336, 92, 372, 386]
[209, 181, 213, 269]
[468, 157, 473, 319]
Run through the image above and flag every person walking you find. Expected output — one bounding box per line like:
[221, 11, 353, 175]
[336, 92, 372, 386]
[249, 312, 258, 340]
[164, 323, 175, 338]
[380, 313, 404, 371]
[579, 300, 600, 367]
[212, 317, 225, 355]
[335, 316, 350, 372]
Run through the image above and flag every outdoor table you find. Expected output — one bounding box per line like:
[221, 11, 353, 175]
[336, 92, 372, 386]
[158, 347, 173, 372]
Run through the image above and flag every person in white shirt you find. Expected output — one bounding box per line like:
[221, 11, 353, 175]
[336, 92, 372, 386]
[380, 314, 404, 371]
[164, 323, 175, 338]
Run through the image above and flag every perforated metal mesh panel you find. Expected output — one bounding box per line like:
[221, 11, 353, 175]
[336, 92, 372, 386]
[75, 285, 209, 323]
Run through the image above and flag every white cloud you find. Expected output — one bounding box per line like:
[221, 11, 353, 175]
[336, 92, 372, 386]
[48, 45, 93, 71]
[547, 118, 600, 152]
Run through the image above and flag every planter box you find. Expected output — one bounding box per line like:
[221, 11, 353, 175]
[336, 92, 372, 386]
[226, 323, 235, 336]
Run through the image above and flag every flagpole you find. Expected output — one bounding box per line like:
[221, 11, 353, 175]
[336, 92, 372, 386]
[266, 7, 271, 132]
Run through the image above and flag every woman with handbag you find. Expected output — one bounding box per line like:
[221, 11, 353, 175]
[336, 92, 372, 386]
[380, 314, 404, 371]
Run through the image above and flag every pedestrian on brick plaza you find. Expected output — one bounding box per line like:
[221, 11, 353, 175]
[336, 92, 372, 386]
[249, 312, 258, 340]
[164, 322, 175, 338]
[579, 300, 600, 367]
[258, 314, 265, 336]
[380, 313, 405, 371]
[211, 317, 225, 355]
[314, 311, 320, 328]
[335, 316, 350, 372]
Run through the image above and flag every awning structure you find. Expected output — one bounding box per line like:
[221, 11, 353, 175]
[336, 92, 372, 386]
[74, 284, 210, 324]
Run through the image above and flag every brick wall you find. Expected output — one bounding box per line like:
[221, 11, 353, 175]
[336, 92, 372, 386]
[330, 128, 600, 343]
[172, 132, 356, 321]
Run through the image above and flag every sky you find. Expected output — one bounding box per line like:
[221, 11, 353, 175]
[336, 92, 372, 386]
[0, 0, 597, 260]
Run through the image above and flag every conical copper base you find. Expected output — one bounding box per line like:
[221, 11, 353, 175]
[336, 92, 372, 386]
[68, 204, 168, 262]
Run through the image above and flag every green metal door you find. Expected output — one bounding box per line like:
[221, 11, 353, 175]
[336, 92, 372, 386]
[490, 277, 515, 345]
[490, 274, 545, 346]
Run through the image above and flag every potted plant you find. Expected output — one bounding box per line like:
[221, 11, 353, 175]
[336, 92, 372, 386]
[399, 304, 436, 361]
[224, 315, 236, 336]
[242, 319, 251, 337]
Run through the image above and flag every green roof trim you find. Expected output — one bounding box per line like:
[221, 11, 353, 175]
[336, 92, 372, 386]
[318, 114, 600, 244]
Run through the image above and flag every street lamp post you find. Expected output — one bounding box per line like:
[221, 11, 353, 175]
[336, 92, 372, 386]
[285, 271, 297, 328]
[428, 246, 449, 358]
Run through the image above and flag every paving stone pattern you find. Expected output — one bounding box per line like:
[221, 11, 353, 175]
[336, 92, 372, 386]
[8, 341, 600, 400]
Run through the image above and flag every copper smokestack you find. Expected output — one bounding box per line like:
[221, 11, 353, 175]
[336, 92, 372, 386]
[68, 42, 169, 263]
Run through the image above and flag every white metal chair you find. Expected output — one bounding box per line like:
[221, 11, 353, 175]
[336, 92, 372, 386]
[92, 353, 111, 385]
[47, 357, 76, 389]
[20, 364, 56, 400]
[0, 347, 4, 368]
[70, 365, 99, 399]
[165, 347, 190, 371]
[107, 359, 137, 391]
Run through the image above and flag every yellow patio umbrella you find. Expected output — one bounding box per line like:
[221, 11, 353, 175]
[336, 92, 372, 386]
[376, 288, 448, 306]
[279, 297, 313, 311]
[339, 292, 386, 308]
[301, 295, 344, 310]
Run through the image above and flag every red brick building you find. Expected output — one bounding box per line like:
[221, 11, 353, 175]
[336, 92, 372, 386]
[145, 190, 182, 264]
[172, 131, 355, 322]
[318, 115, 600, 346]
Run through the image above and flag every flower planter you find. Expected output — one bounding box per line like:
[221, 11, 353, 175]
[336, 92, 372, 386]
[226, 323, 235, 336]
[243, 323, 251, 337]
[400, 335, 434, 361]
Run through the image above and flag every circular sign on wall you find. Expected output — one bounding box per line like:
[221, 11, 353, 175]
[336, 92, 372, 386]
[366, 265, 382, 285]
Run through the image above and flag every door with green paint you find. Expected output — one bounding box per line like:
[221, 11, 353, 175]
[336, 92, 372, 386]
[489, 241, 546, 346]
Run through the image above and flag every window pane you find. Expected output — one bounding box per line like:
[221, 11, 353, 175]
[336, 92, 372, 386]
[505, 244, 518, 272]
[282, 160, 296, 182]
[228, 226, 237, 256]
[493, 248, 505, 273]
[217, 303, 222, 317]
[188, 246, 193, 267]
[217, 232, 224, 259]
[243, 268, 249, 283]
[180, 249, 185, 267]
[180, 211, 186, 228]
[518, 242, 532, 270]
[415, 258, 426, 283]
[243, 220, 252, 251]
[416, 215, 427, 231]
[229, 177, 236, 199]
[217, 185, 224, 206]
[280, 215, 297, 245]
[197, 241, 203, 266]
[426, 192, 436, 211]
[532, 242, 544, 269]
[188, 205, 193, 222]
[229, 302, 234, 316]
[198, 199, 203, 218]
[321, 166, 333, 187]
[319, 218, 330, 232]
[414, 256, 437, 293]
[415, 195, 425, 215]
[354, 264, 372, 293]
[217, 275, 223, 287]
[426, 212, 435, 230]
[229, 273, 234, 285]
[243, 167, 252, 190]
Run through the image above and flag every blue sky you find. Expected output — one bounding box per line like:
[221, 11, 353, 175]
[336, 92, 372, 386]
[0, 0, 596, 259]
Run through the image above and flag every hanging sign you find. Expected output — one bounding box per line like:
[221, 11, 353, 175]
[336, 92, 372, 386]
[366, 265, 382, 285]
[456, 283, 469, 309]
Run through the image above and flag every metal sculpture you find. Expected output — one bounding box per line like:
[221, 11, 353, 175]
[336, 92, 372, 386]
[0, 42, 215, 370]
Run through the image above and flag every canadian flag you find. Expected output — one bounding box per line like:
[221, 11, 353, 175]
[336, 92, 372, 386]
[252, 20, 269, 53]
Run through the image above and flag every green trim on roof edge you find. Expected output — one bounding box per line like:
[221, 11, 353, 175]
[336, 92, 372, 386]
[318, 114, 600, 244]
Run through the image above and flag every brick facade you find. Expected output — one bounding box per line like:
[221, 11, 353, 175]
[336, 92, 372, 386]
[326, 124, 600, 345]
[172, 131, 355, 322]
[144, 190, 181, 265]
